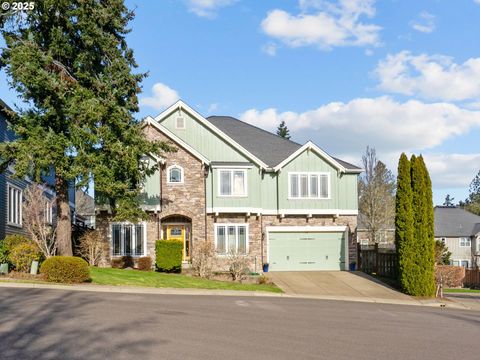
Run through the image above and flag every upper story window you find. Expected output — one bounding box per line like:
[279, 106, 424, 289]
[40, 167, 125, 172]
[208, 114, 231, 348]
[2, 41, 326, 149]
[7, 184, 22, 226]
[459, 237, 471, 247]
[175, 116, 185, 129]
[219, 169, 247, 197]
[167, 165, 184, 184]
[289, 172, 330, 199]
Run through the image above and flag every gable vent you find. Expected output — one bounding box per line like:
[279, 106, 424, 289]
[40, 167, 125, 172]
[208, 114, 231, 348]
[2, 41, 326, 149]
[176, 117, 185, 129]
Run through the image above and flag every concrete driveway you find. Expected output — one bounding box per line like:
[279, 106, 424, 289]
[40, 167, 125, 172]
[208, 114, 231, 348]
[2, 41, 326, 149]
[268, 271, 413, 302]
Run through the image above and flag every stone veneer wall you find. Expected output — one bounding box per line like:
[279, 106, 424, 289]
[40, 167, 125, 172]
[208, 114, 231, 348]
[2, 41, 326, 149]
[205, 213, 357, 272]
[261, 215, 358, 266]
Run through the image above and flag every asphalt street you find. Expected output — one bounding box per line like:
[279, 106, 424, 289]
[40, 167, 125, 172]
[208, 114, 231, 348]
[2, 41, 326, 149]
[0, 288, 478, 360]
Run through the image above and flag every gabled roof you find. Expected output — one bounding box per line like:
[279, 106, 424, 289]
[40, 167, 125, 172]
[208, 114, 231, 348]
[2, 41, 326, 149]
[206, 116, 361, 172]
[154, 101, 269, 169]
[206, 115, 302, 168]
[149, 100, 361, 172]
[434, 206, 480, 237]
[142, 115, 210, 165]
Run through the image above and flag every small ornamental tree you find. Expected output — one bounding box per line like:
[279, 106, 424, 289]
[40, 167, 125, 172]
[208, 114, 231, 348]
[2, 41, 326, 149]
[276, 121, 291, 139]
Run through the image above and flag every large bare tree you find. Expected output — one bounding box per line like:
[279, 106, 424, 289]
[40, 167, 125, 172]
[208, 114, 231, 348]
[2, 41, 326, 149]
[358, 147, 396, 244]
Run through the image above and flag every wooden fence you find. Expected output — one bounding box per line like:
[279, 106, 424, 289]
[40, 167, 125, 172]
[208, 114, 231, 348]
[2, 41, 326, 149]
[464, 269, 480, 288]
[357, 243, 398, 279]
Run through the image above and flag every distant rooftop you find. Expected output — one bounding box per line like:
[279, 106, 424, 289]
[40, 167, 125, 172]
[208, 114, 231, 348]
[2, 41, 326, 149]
[434, 206, 480, 237]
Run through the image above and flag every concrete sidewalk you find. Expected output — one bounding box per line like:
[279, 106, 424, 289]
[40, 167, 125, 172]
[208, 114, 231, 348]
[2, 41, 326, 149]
[0, 280, 470, 310]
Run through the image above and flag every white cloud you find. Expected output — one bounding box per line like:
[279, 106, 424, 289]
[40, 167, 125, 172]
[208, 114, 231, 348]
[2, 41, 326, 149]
[474, 0, 480, 5]
[140, 83, 180, 111]
[422, 153, 480, 189]
[240, 96, 480, 190]
[262, 42, 278, 56]
[207, 103, 219, 113]
[410, 11, 436, 33]
[186, 0, 237, 18]
[261, 0, 381, 50]
[375, 51, 480, 101]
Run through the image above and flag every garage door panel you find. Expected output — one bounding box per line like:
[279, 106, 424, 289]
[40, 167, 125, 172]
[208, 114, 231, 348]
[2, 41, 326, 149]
[268, 231, 345, 271]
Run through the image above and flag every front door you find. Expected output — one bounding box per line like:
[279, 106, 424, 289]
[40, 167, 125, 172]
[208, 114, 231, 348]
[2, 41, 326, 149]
[166, 225, 191, 261]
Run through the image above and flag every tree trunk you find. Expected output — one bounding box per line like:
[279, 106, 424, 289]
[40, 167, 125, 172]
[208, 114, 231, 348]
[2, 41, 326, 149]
[55, 175, 73, 255]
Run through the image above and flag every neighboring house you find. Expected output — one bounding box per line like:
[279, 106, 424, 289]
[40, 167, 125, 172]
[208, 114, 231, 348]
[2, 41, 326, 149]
[356, 213, 395, 247]
[96, 100, 362, 272]
[75, 189, 95, 228]
[434, 206, 480, 268]
[0, 98, 76, 242]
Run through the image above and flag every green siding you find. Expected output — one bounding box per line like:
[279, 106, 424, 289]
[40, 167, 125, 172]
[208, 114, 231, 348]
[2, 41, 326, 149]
[268, 232, 346, 271]
[160, 110, 249, 162]
[278, 150, 358, 210]
[139, 157, 160, 206]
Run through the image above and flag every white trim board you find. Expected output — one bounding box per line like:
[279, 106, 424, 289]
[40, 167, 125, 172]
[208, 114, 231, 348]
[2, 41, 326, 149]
[273, 141, 363, 174]
[206, 207, 358, 216]
[152, 100, 269, 169]
[142, 115, 210, 165]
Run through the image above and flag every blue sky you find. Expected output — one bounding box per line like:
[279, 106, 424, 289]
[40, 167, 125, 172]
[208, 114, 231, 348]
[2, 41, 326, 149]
[2, 0, 480, 205]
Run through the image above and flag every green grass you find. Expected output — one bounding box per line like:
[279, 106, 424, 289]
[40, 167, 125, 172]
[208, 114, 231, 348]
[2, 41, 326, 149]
[444, 288, 480, 293]
[90, 267, 282, 293]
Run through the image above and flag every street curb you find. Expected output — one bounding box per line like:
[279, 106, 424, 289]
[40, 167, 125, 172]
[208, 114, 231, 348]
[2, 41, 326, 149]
[0, 281, 471, 309]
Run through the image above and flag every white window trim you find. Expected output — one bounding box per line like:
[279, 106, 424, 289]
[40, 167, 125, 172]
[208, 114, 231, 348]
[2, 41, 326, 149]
[214, 223, 249, 256]
[287, 172, 331, 200]
[7, 183, 23, 227]
[110, 222, 147, 258]
[167, 164, 184, 184]
[217, 169, 248, 198]
[44, 200, 53, 225]
[459, 237, 471, 247]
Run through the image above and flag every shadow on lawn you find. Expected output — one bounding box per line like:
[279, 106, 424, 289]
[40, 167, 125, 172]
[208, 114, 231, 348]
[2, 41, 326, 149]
[0, 288, 163, 360]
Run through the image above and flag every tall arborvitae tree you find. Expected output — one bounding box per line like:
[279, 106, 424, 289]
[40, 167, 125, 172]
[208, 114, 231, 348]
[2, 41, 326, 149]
[410, 156, 435, 296]
[0, 1, 171, 255]
[276, 120, 291, 139]
[395, 153, 415, 294]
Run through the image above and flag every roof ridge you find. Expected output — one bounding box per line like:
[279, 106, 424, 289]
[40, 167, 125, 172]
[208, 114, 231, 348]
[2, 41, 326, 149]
[206, 115, 303, 147]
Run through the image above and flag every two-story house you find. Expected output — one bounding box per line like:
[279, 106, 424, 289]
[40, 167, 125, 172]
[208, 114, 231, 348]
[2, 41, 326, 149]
[96, 101, 362, 272]
[434, 206, 480, 268]
[0, 98, 76, 242]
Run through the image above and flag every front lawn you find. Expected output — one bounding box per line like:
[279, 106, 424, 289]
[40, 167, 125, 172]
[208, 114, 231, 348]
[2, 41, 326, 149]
[444, 288, 480, 294]
[90, 267, 282, 293]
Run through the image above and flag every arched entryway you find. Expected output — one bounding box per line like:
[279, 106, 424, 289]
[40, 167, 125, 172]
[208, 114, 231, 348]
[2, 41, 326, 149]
[160, 215, 192, 261]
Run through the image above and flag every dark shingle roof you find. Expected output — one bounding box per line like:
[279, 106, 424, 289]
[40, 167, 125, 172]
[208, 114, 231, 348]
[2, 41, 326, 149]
[434, 206, 480, 237]
[206, 115, 360, 169]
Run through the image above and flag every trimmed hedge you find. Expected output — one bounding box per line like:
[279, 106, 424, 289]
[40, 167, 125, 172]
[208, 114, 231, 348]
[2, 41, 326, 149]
[156, 240, 183, 272]
[9, 242, 41, 273]
[40, 256, 90, 283]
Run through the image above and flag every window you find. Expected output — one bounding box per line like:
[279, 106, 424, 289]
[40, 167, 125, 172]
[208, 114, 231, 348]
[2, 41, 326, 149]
[175, 117, 185, 129]
[289, 172, 329, 199]
[44, 201, 53, 224]
[7, 184, 22, 226]
[215, 224, 248, 255]
[111, 223, 145, 256]
[461, 260, 469, 268]
[459, 237, 471, 247]
[219, 169, 247, 196]
[167, 165, 184, 184]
